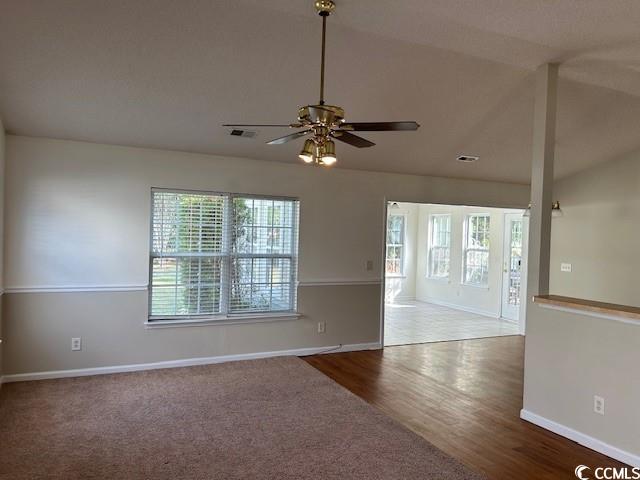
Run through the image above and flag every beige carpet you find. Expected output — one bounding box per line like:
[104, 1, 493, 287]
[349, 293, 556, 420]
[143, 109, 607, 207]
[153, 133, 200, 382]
[0, 356, 484, 479]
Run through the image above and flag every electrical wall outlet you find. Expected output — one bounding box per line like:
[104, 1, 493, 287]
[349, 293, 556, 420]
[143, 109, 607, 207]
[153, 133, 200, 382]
[317, 321, 326, 334]
[365, 260, 374, 271]
[561, 263, 572, 272]
[71, 337, 82, 351]
[594, 395, 605, 415]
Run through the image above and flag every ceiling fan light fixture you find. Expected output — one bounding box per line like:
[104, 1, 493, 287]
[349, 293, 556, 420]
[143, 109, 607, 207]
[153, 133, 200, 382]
[299, 139, 316, 163]
[320, 140, 337, 166]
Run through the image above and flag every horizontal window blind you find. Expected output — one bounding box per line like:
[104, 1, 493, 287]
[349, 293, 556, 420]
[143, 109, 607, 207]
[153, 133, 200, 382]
[150, 190, 299, 320]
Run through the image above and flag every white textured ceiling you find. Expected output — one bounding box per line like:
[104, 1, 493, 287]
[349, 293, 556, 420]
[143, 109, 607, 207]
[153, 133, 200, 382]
[1, 0, 640, 183]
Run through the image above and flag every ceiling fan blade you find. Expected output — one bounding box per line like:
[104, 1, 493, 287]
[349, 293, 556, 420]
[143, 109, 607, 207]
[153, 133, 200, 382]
[267, 130, 311, 145]
[332, 131, 376, 148]
[223, 124, 295, 128]
[340, 121, 420, 132]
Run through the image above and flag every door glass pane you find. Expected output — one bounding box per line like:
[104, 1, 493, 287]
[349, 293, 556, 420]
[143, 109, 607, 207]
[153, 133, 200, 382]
[508, 219, 523, 306]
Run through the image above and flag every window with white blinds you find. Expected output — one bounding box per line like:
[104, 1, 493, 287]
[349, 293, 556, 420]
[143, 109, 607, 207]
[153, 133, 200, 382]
[463, 214, 491, 287]
[150, 189, 299, 320]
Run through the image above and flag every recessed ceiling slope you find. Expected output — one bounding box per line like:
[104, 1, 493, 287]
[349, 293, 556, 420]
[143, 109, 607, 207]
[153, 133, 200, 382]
[1, 0, 640, 184]
[241, 0, 640, 97]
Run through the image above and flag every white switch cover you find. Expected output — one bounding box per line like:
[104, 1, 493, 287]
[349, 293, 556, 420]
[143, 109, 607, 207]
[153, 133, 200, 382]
[561, 263, 572, 272]
[594, 395, 605, 415]
[317, 321, 326, 334]
[71, 337, 82, 351]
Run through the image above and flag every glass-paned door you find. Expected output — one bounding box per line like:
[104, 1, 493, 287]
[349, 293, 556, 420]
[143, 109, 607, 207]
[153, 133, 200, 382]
[502, 213, 523, 321]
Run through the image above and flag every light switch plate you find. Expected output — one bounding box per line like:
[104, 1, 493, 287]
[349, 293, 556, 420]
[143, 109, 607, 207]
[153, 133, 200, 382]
[594, 395, 605, 415]
[71, 337, 82, 351]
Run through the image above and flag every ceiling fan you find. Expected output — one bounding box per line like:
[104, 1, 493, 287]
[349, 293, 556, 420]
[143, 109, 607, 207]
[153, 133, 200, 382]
[223, 0, 420, 166]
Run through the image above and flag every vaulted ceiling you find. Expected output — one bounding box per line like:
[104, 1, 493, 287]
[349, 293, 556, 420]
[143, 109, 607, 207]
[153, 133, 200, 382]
[1, 0, 640, 184]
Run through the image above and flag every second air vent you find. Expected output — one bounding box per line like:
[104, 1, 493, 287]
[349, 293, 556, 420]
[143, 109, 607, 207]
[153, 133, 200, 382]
[229, 129, 257, 138]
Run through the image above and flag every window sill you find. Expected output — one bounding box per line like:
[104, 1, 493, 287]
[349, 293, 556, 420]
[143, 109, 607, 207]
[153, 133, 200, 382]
[145, 312, 302, 329]
[461, 283, 490, 290]
[426, 276, 450, 283]
[385, 275, 406, 279]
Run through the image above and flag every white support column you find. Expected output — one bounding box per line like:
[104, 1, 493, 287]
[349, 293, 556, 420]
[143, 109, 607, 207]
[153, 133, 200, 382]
[527, 63, 558, 298]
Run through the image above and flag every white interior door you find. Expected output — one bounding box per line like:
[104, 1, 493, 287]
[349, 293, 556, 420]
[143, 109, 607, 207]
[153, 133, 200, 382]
[501, 213, 524, 321]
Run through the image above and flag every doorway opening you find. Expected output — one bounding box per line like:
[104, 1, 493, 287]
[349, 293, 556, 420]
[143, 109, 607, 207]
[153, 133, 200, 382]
[383, 202, 527, 347]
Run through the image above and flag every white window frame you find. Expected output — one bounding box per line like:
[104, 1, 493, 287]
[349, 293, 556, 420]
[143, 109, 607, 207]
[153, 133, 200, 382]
[148, 188, 300, 324]
[427, 214, 451, 280]
[385, 213, 406, 277]
[462, 213, 491, 288]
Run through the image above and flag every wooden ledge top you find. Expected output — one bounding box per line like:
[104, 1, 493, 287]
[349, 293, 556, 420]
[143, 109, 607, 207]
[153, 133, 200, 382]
[534, 295, 640, 322]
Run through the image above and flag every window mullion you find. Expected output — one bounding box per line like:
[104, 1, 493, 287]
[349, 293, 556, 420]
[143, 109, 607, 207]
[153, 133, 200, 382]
[220, 195, 233, 315]
[197, 198, 203, 315]
[289, 202, 298, 311]
[174, 195, 181, 316]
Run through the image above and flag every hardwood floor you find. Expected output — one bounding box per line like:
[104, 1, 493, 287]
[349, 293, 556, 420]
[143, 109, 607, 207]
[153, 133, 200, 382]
[304, 336, 626, 479]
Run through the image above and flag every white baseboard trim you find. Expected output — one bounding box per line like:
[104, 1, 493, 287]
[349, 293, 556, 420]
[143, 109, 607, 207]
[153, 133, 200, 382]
[499, 316, 519, 325]
[419, 298, 499, 319]
[386, 296, 416, 303]
[520, 409, 640, 467]
[0, 342, 382, 384]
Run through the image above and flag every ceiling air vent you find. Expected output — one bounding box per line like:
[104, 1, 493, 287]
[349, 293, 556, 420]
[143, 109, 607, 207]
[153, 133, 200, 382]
[229, 129, 257, 138]
[457, 155, 479, 163]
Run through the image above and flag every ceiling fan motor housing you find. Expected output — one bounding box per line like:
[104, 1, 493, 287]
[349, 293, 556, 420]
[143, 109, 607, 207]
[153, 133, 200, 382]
[298, 105, 344, 127]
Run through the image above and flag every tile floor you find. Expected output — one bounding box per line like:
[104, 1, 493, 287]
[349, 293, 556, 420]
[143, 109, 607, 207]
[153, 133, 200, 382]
[384, 300, 520, 346]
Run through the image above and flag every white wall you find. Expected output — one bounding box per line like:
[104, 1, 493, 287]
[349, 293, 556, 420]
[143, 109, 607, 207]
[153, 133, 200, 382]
[0, 116, 4, 379]
[550, 149, 640, 307]
[524, 305, 640, 463]
[1, 135, 528, 375]
[415, 204, 514, 318]
[384, 202, 418, 303]
[3, 138, 528, 290]
[524, 152, 640, 464]
[0, 117, 4, 292]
